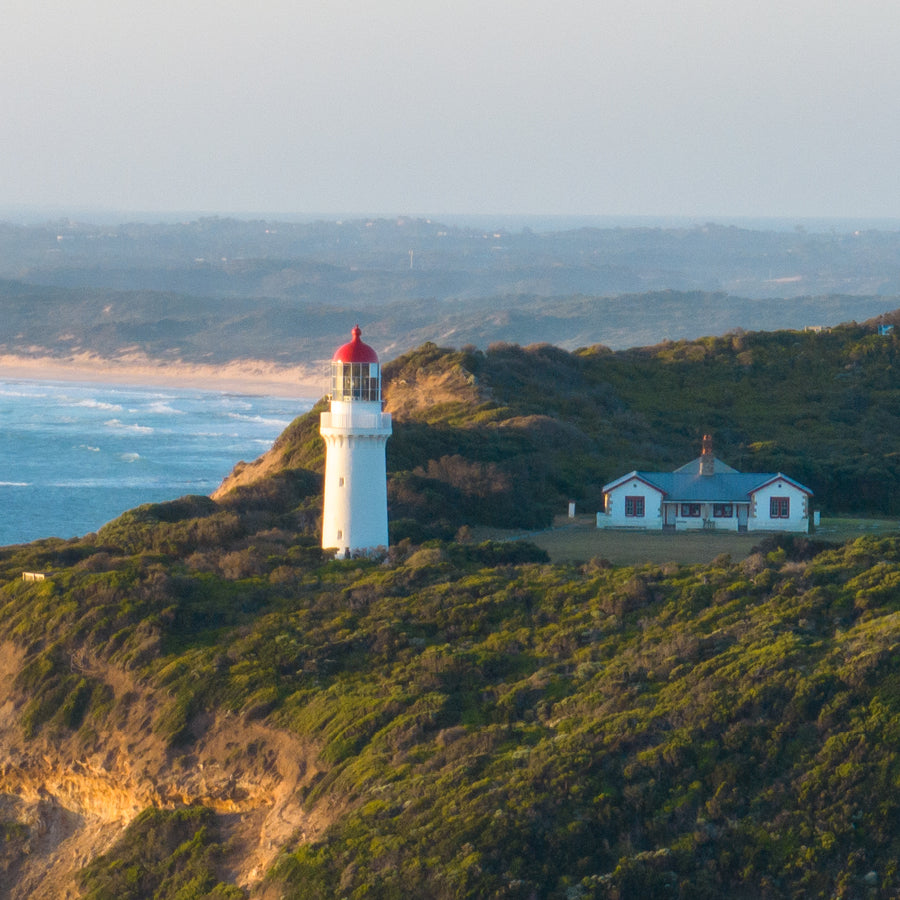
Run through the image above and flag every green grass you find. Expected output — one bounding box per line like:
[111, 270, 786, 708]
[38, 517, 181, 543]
[475, 516, 900, 565]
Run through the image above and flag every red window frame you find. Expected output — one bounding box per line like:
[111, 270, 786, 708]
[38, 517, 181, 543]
[680, 503, 701, 517]
[770, 496, 790, 518]
[625, 496, 645, 517]
[713, 504, 733, 518]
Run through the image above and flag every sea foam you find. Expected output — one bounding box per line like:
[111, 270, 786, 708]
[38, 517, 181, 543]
[0, 380, 312, 545]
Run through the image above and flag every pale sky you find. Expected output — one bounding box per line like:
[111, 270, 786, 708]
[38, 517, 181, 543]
[3, 0, 899, 219]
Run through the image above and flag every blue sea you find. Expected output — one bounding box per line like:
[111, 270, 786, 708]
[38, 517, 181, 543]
[0, 380, 314, 546]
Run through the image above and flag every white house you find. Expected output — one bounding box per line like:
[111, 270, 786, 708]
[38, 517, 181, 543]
[598, 435, 813, 533]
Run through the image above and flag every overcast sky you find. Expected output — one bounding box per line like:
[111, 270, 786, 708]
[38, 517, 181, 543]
[3, 0, 899, 219]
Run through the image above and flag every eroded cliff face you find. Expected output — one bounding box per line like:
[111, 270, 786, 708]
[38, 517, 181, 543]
[0, 641, 331, 899]
[381, 362, 482, 421]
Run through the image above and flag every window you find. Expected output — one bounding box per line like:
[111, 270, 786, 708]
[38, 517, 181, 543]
[770, 496, 790, 518]
[331, 362, 381, 401]
[338, 477, 345, 487]
[713, 504, 733, 518]
[624, 496, 645, 517]
[680, 503, 701, 517]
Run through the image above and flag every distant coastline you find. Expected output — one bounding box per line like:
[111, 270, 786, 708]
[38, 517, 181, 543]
[0, 353, 325, 398]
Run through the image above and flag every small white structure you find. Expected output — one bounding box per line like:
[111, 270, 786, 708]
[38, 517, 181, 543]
[320, 325, 392, 557]
[598, 435, 813, 533]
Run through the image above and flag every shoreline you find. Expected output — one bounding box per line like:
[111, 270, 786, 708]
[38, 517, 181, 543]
[0, 353, 327, 398]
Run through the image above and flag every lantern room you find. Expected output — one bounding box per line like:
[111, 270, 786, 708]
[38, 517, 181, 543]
[330, 324, 381, 402]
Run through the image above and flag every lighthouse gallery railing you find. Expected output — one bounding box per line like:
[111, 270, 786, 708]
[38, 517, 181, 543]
[320, 411, 392, 431]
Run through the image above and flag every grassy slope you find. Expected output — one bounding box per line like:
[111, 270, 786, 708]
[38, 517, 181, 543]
[2, 512, 900, 897]
[409, 322, 900, 520]
[5, 324, 900, 896]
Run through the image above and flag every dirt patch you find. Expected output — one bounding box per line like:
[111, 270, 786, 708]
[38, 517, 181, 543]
[384, 365, 482, 420]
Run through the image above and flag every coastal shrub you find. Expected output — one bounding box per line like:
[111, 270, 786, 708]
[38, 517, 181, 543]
[77, 806, 242, 900]
[7, 346, 900, 897]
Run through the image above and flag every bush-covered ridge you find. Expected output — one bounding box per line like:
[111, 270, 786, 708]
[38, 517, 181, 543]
[215, 318, 900, 541]
[6, 322, 900, 897]
[382, 321, 900, 524]
[77, 806, 241, 900]
[2, 510, 900, 897]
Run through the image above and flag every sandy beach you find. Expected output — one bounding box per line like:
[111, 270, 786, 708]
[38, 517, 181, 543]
[0, 352, 328, 398]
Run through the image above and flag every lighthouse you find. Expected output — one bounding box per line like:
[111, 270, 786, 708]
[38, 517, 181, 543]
[320, 325, 392, 558]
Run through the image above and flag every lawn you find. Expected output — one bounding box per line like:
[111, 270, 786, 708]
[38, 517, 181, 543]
[476, 516, 900, 566]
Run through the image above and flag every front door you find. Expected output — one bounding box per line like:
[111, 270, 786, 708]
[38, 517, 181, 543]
[737, 505, 748, 532]
[664, 503, 677, 530]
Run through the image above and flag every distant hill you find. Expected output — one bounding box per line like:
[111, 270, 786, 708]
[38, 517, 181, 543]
[0, 278, 892, 367]
[0, 216, 899, 370]
[7, 216, 900, 300]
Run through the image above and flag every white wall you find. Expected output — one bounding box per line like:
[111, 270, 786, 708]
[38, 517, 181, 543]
[321, 400, 392, 556]
[600, 481, 664, 528]
[750, 479, 810, 533]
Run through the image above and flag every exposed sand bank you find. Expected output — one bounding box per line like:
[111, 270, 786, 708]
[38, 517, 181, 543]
[0, 352, 327, 398]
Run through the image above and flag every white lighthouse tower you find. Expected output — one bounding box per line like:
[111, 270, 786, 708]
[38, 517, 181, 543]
[320, 325, 392, 558]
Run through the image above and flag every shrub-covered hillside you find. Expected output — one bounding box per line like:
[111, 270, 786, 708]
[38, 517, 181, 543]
[5, 322, 900, 898]
[1, 499, 900, 898]
[216, 315, 900, 540]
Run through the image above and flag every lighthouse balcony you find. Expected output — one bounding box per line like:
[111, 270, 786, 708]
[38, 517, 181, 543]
[320, 411, 392, 433]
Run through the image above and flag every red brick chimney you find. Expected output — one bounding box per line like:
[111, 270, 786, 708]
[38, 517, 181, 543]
[700, 433, 714, 476]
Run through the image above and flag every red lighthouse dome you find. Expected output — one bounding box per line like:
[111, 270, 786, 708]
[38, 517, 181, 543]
[333, 325, 379, 364]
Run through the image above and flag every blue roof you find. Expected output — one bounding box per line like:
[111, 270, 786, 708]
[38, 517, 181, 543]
[638, 471, 782, 502]
[603, 460, 813, 500]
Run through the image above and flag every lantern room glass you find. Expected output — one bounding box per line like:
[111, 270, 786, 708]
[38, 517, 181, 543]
[331, 361, 380, 402]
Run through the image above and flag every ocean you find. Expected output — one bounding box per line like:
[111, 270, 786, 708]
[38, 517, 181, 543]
[0, 380, 314, 546]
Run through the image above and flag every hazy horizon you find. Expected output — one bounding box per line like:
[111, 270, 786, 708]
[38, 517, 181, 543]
[4, 205, 900, 237]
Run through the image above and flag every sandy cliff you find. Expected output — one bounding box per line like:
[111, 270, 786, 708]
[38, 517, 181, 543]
[0, 642, 333, 899]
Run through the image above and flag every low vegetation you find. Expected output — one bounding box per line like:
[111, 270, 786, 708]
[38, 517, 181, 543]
[2, 508, 900, 897]
[4, 324, 900, 897]
[78, 807, 241, 900]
